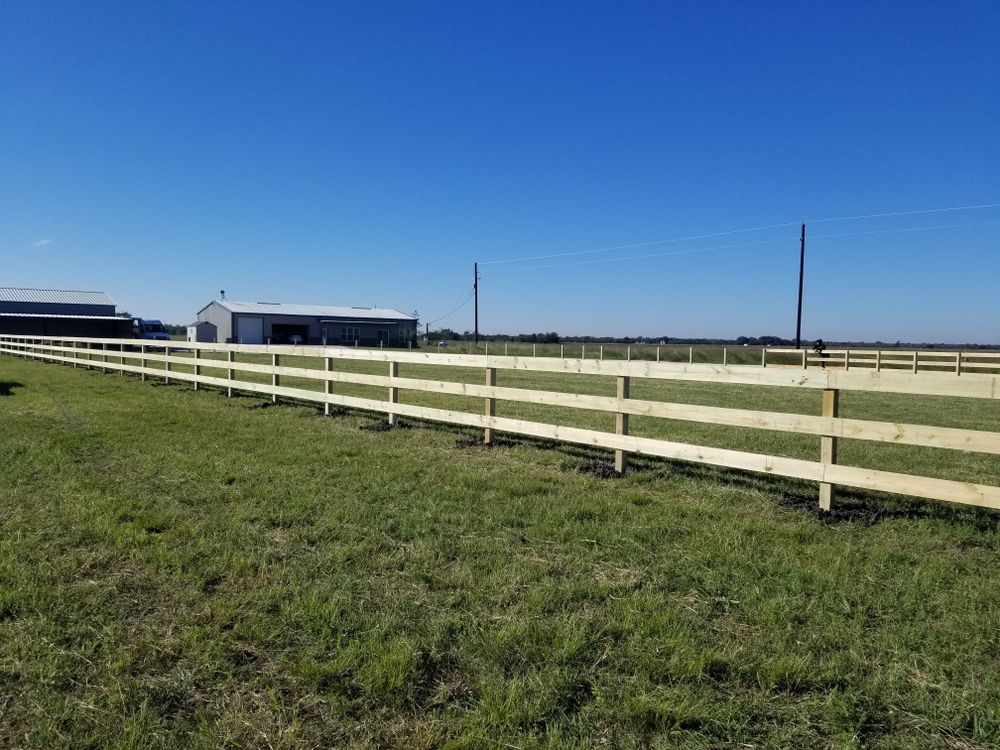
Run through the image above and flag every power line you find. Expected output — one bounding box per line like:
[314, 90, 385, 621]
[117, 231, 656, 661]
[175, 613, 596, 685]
[476, 201, 1000, 267]
[484, 236, 791, 273]
[482, 219, 1000, 275]
[809, 202, 1000, 225]
[809, 219, 1000, 240]
[478, 220, 799, 266]
[425, 287, 474, 326]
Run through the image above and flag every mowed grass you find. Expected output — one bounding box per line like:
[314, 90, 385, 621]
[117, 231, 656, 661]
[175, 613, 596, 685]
[2, 355, 1000, 749]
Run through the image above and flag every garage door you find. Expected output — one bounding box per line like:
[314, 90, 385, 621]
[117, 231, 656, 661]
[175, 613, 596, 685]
[238, 317, 264, 344]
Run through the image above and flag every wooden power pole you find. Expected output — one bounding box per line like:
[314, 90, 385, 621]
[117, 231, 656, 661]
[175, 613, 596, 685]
[474, 262, 479, 345]
[795, 223, 805, 349]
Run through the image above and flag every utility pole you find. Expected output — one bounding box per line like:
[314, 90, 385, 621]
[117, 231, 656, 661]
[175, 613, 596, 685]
[795, 223, 805, 349]
[474, 262, 479, 345]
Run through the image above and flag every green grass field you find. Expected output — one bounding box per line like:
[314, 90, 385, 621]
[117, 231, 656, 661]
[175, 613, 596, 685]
[2, 354, 1000, 749]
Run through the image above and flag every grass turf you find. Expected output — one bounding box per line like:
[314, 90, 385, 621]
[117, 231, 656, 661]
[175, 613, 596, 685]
[2, 355, 1000, 749]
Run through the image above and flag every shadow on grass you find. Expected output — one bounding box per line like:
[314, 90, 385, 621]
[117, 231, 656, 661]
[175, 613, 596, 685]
[437, 422, 1000, 531]
[132, 387, 999, 531]
[0, 381, 24, 397]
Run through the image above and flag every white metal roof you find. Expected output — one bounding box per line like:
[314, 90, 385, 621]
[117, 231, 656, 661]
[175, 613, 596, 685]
[212, 300, 415, 320]
[0, 287, 116, 306]
[0, 312, 125, 320]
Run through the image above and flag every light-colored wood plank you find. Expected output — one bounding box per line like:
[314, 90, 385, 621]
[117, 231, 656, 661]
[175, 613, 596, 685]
[615, 376, 630, 473]
[819, 389, 839, 511]
[388, 361, 399, 426]
[485, 367, 496, 444]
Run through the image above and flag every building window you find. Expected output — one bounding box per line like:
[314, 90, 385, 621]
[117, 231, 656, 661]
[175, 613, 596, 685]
[397, 328, 410, 342]
[340, 326, 360, 342]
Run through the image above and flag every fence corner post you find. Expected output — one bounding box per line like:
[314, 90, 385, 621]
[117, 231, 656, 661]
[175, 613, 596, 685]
[615, 375, 630, 474]
[819, 388, 840, 511]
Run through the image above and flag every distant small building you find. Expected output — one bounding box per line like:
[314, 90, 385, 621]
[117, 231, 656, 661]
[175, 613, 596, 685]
[0, 287, 131, 337]
[187, 320, 218, 343]
[195, 299, 418, 346]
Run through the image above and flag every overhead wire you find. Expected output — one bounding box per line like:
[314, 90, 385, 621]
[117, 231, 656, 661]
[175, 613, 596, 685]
[485, 236, 790, 273]
[482, 219, 1000, 275]
[476, 201, 1000, 268]
[424, 286, 475, 325]
[808, 219, 1000, 240]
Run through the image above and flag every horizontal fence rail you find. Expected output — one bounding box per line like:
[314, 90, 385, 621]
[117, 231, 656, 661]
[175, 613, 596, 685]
[3, 335, 1000, 513]
[763, 346, 1000, 375]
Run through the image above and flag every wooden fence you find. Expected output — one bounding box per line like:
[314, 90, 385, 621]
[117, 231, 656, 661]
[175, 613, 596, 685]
[762, 347, 1000, 374]
[3, 334, 1000, 512]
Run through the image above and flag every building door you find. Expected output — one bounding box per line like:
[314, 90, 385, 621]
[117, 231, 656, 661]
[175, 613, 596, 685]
[239, 317, 264, 344]
[377, 329, 389, 346]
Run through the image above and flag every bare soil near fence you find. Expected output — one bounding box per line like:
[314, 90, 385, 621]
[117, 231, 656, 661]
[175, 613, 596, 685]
[2, 356, 999, 749]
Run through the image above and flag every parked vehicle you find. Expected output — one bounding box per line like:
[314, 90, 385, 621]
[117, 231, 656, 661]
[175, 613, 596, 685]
[132, 318, 170, 341]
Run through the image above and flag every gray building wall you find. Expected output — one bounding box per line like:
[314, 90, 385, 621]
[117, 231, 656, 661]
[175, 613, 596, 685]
[195, 302, 418, 346]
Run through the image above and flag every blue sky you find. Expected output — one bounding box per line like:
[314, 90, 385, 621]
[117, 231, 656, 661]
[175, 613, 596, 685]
[2, 1, 998, 342]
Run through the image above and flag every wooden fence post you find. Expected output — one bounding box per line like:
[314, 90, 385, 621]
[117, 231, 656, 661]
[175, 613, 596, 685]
[956, 352, 962, 376]
[102, 342, 108, 373]
[388, 361, 398, 426]
[560, 344, 564, 358]
[819, 388, 840, 511]
[912, 351, 918, 374]
[227, 350, 236, 397]
[875, 350, 881, 372]
[324, 356, 333, 415]
[844, 349, 850, 370]
[600, 345, 603, 360]
[484, 366, 496, 444]
[193, 348, 201, 390]
[615, 375, 630, 474]
[689, 346, 693, 364]
[582, 344, 586, 360]
[141, 345, 147, 380]
[627, 345, 631, 361]
[723, 347, 727, 366]
[761, 348, 766, 367]
[272, 353, 280, 403]
[656, 346, 660, 362]
[164, 345, 171, 383]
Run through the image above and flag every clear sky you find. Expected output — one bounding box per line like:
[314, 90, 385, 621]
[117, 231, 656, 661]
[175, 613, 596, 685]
[2, 1, 998, 342]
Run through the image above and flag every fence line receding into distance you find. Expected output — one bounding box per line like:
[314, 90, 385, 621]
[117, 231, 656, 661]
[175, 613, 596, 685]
[3, 335, 999, 513]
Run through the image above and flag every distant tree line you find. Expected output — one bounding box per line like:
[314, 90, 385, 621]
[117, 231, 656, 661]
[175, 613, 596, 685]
[424, 329, 998, 349]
